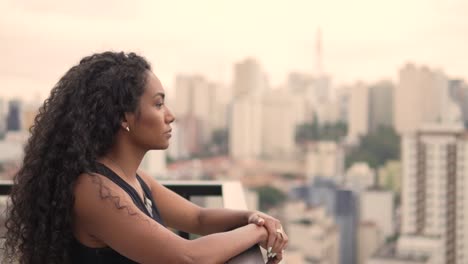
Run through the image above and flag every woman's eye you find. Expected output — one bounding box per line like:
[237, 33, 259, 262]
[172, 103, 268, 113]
[155, 103, 164, 108]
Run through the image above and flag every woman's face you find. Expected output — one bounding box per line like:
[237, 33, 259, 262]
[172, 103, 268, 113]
[126, 71, 175, 150]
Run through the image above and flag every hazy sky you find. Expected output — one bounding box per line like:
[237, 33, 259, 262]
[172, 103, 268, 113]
[1, 0, 467, 101]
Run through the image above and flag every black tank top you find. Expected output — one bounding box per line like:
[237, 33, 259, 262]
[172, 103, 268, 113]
[71, 163, 165, 263]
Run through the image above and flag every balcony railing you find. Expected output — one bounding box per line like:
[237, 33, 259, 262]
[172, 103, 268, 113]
[0, 180, 264, 264]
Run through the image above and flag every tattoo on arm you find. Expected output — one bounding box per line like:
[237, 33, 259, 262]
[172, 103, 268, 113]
[89, 174, 153, 226]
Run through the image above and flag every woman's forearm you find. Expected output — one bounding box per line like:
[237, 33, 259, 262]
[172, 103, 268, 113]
[184, 223, 266, 264]
[197, 208, 253, 235]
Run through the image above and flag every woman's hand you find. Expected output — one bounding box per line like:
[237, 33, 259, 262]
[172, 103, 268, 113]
[247, 211, 288, 263]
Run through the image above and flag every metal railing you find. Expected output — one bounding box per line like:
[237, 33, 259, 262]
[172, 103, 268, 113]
[0, 180, 264, 264]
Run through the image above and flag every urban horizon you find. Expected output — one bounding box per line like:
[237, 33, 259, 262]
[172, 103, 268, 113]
[0, 56, 465, 103]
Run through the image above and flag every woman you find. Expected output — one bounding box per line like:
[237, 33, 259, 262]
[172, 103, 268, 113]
[3, 51, 288, 263]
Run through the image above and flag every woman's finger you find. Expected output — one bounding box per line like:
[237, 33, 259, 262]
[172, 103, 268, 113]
[266, 226, 277, 255]
[271, 227, 283, 256]
[248, 214, 265, 226]
[279, 231, 288, 251]
[274, 251, 283, 263]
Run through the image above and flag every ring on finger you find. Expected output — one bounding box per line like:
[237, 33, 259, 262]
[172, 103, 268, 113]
[276, 227, 284, 239]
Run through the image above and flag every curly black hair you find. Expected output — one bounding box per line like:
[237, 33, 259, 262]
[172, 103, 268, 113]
[3, 51, 151, 264]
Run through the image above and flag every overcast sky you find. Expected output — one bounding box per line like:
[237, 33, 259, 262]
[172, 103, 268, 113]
[1, 0, 467, 101]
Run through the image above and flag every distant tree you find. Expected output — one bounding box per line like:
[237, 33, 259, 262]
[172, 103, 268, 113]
[345, 126, 400, 169]
[281, 173, 302, 180]
[254, 186, 286, 211]
[166, 154, 175, 164]
[295, 121, 347, 143]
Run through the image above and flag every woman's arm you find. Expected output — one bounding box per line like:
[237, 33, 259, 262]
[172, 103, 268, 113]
[74, 173, 268, 264]
[196, 208, 252, 234]
[138, 170, 253, 235]
[138, 170, 288, 262]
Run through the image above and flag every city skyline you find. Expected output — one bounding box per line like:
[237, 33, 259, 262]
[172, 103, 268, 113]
[1, 0, 468, 101]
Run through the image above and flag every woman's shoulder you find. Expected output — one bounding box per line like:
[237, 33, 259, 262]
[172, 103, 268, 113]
[75, 172, 125, 192]
[73, 172, 148, 232]
[74, 172, 130, 209]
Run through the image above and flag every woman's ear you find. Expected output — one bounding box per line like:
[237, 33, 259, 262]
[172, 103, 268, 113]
[121, 114, 131, 132]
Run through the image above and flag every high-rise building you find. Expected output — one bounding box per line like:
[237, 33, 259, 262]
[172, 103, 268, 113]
[358, 222, 382, 264]
[260, 88, 307, 158]
[305, 141, 345, 181]
[315, 100, 341, 125]
[368, 240, 437, 263]
[394, 64, 462, 134]
[0, 98, 6, 135]
[6, 99, 21, 132]
[289, 178, 359, 264]
[291, 177, 337, 216]
[400, 124, 468, 263]
[347, 82, 369, 143]
[232, 58, 267, 99]
[229, 96, 262, 159]
[284, 201, 339, 264]
[21, 102, 40, 132]
[360, 189, 395, 239]
[287, 72, 337, 125]
[448, 79, 468, 127]
[212, 83, 231, 131]
[176, 115, 203, 157]
[173, 75, 218, 156]
[335, 86, 350, 124]
[229, 58, 270, 160]
[369, 81, 394, 133]
[335, 189, 359, 264]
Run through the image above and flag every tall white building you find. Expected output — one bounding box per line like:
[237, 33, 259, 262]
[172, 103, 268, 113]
[312, 76, 332, 103]
[335, 87, 350, 124]
[230, 87, 308, 160]
[174, 75, 217, 145]
[229, 58, 269, 160]
[232, 58, 267, 99]
[261, 88, 307, 158]
[212, 83, 231, 131]
[369, 81, 394, 132]
[360, 189, 395, 239]
[400, 124, 467, 263]
[394, 64, 462, 134]
[229, 96, 263, 159]
[314, 100, 341, 125]
[449, 79, 468, 125]
[305, 141, 344, 181]
[347, 82, 369, 143]
[358, 222, 382, 264]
